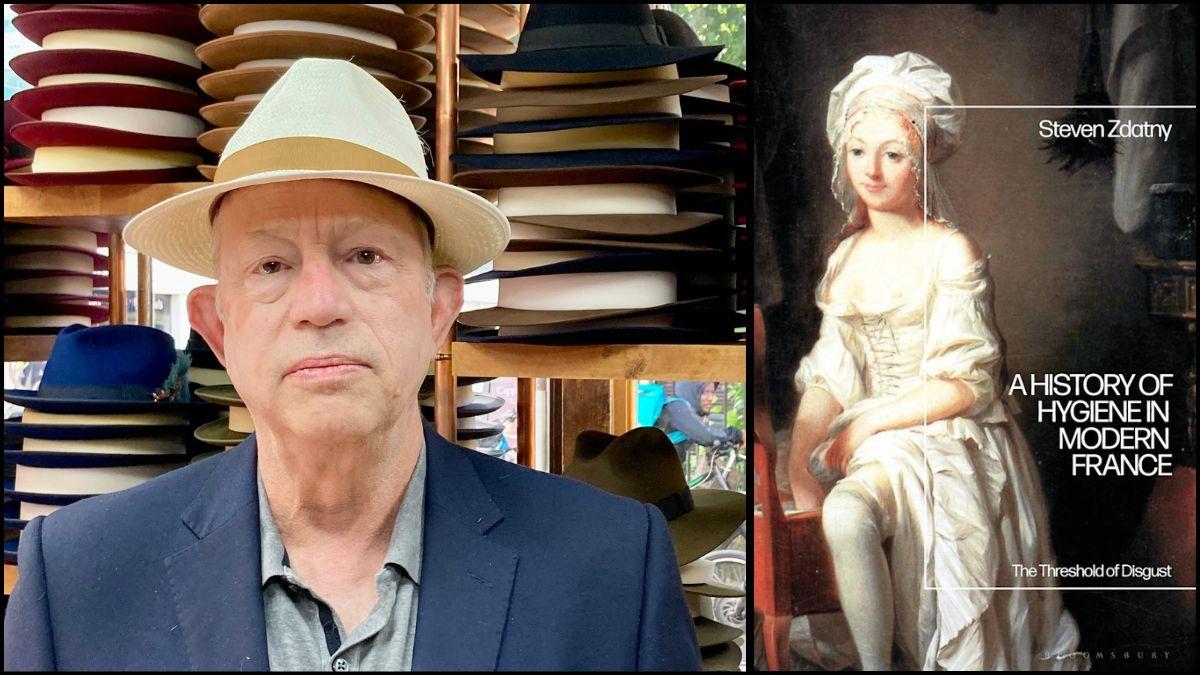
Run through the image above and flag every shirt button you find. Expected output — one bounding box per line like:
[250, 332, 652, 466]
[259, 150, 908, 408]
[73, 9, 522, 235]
[332, 658, 349, 672]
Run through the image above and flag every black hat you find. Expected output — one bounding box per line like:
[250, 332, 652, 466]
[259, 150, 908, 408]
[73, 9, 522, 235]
[652, 9, 745, 81]
[460, 4, 722, 85]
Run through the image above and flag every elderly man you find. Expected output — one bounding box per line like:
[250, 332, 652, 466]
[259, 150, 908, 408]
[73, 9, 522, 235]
[4, 59, 700, 671]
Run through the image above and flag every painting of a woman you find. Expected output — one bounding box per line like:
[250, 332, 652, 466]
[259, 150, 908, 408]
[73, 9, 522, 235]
[787, 52, 1088, 670]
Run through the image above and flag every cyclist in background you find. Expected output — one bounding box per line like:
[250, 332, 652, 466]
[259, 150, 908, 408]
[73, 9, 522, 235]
[657, 381, 744, 462]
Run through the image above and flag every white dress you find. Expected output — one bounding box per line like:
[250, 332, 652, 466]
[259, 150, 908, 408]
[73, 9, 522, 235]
[795, 226, 1088, 670]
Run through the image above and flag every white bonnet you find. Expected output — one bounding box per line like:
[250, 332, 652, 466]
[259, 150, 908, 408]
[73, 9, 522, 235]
[826, 52, 964, 164]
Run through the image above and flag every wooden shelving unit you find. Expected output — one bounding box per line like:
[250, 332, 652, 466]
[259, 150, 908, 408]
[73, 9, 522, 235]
[2, 6, 748, 600]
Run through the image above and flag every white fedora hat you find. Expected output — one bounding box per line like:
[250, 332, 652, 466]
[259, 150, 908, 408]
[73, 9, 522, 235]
[124, 57, 509, 278]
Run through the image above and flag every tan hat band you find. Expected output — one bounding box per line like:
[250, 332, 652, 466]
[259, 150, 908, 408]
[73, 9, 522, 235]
[214, 137, 419, 183]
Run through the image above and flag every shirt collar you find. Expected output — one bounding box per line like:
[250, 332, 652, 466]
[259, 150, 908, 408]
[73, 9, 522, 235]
[258, 441, 427, 587]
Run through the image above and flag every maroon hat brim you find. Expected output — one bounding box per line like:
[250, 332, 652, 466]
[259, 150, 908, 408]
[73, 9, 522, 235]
[10, 49, 203, 87]
[3, 243, 109, 266]
[3, 300, 111, 322]
[13, 6, 207, 45]
[4, 269, 108, 286]
[11, 83, 201, 119]
[5, 164, 202, 186]
[11, 121, 202, 152]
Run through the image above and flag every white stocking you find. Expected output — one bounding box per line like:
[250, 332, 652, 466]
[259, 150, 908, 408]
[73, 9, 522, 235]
[822, 466, 896, 670]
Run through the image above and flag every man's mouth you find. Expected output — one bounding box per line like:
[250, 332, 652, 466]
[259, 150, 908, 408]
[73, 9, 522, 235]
[284, 355, 369, 380]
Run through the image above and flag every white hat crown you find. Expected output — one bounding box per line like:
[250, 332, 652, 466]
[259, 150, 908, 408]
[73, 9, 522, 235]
[221, 57, 427, 180]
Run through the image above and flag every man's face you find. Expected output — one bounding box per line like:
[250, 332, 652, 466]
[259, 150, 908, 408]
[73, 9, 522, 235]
[189, 179, 463, 441]
[699, 383, 716, 415]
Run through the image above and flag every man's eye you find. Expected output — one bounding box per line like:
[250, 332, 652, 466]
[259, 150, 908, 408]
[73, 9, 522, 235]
[354, 250, 381, 265]
[259, 260, 283, 275]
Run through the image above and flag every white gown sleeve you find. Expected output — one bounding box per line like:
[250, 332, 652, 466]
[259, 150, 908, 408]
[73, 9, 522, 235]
[920, 251, 1004, 419]
[795, 311, 865, 412]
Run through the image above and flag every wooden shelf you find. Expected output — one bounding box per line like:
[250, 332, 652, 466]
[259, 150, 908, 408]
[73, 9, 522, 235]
[4, 335, 56, 363]
[452, 342, 745, 382]
[3, 183, 208, 233]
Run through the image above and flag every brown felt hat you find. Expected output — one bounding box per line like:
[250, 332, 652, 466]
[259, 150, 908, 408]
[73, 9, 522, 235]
[564, 427, 744, 565]
[199, 4, 435, 51]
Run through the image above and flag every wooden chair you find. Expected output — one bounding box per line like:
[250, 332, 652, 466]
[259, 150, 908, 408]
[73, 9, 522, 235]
[752, 305, 840, 670]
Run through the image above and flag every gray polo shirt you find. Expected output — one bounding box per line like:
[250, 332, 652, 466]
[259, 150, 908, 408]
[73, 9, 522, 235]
[257, 445, 425, 672]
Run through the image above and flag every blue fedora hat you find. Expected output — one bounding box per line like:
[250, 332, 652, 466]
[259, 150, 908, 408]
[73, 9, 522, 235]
[460, 4, 722, 85]
[4, 499, 28, 530]
[4, 448, 189, 468]
[4, 324, 195, 414]
[4, 537, 18, 564]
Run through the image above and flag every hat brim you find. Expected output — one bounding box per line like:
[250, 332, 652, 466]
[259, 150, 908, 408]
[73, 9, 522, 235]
[3, 389, 208, 415]
[201, 96, 432, 129]
[2, 244, 108, 267]
[448, 421, 506, 441]
[506, 237, 718, 254]
[457, 324, 742, 346]
[679, 59, 747, 82]
[4, 449, 189, 468]
[9, 49, 203, 87]
[4, 488, 98, 506]
[11, 120, 202, 152]
[3, 417, 191, 440]
[419, 393, 504, 418]
[508, 211, 723, 237]
[196, 32, 432, 80]
[194, 417, 250, 447]
[458, 296, 731, 328]
[13, 6, 209, 44]
[453, 165, 719, 191]
[4, 538, 18, 565]
[123, 171, 510, 278]
[193, 385, 242, 407]
[2, 300, 110, 325]
[694, 617, 742, 649]
[461, 44, 723, 85]
[451, 148, 721, 171]
[683, 581, 745, 599]
[458, 3, 520, 38]
[11, 82, 201, 119]
[668, 488, 746, 565]
[198, 67, 431, 108]
[458, 74, 724, 110]
[4, 269, 108, 286]
[459, 113, 723, 138]
[199, 4, 434, 51]
[414, 13, 514, 54]
[700, 641, 743, 671]
[467, 249, 718, 283]
[5, 164, 201, 186]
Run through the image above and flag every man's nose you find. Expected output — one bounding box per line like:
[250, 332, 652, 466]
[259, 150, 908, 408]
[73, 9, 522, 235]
[289, 254, 352, 328]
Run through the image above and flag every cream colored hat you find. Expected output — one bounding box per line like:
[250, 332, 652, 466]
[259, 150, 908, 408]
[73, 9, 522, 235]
[124, 57, 509, 278]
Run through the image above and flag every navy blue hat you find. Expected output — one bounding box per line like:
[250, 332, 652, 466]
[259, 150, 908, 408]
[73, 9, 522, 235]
[4, 324, 194, 413]
[4, 448, 189, 469]
[4, 537, 18, 564]
[460, 4, 722, 85]
[3, 415, 191, 440]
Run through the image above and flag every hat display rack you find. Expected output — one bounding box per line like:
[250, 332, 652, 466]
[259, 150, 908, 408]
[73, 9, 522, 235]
[4, 10, 747, 647]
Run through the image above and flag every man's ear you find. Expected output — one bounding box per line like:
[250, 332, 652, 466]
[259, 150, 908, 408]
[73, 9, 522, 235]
[429, 266, 464, 348]
[187, 285, 227, 367]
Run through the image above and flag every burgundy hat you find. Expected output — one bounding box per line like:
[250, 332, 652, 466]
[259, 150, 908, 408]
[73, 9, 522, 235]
[11, 121, 202, 153]
[5, 268, 108, 287]
[10, 83, 201, 120]
[11, 4, 199, 15]
[12, 5, 208, 45]
[4, 299, 111, 333]
[5, 164, 202, 187]
[9, 49, 203, 88]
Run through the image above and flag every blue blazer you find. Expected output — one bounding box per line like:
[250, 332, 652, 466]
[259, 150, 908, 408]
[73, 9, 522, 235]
[4, 423, 702, 670]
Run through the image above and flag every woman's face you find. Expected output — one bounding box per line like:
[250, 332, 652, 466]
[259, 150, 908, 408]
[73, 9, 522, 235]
[844, 111, 921, 215]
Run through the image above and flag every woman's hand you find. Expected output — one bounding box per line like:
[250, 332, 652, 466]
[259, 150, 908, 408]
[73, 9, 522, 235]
[823, 414, 881, 475]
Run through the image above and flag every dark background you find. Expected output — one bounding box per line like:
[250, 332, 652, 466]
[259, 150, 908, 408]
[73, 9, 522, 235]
[753, 4, 1195, 670]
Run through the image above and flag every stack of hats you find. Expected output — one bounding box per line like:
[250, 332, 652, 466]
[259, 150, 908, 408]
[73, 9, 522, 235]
[2, 324, 213, 564]
[181, 329, 233, 464]
[564, 426, 746, 671]
[411, 3, 518, 163]
[451, 5, 744, 344]
[4, 224, 110, 334]
[5, 100, 36, 183]
[418, 371, 504, 452]
[654, 9, 749, 322]
[5, 4, 209, 185]
[194, 4, 435, 180]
